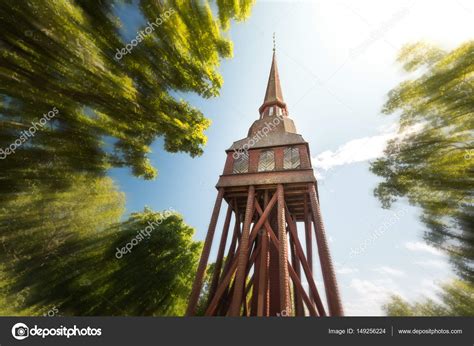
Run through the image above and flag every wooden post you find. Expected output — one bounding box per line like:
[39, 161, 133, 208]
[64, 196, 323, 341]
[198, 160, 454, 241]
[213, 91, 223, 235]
[304, 195, 313, 274]
[229, 185, 255, 316]
[308, 183, 344, 316]
[186, 188, 225, 316]
[277, 184, 291, 316]
[207, 204, 233, 304]
[257, 190, 270, 316]
[285, 204, 326, 316]
[221, 207, 240, 281]
[289, 219, 304, 316]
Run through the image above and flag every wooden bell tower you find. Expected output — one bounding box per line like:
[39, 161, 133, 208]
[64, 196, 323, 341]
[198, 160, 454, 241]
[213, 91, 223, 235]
[186, 45, 343, 317]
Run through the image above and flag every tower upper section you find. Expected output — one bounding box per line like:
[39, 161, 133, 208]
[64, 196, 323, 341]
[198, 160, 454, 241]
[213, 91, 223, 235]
[218, 46, 316, 188]
[259, 52, 287, 117]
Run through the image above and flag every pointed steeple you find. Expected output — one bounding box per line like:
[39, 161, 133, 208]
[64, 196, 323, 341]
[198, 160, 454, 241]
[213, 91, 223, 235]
[231, 36, 301, 148]
[263, 52, 284, 104]
[259, 35, 287, 116]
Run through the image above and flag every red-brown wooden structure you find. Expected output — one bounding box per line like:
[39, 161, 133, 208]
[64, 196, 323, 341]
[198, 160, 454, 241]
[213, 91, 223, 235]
[186, 46, 343, 317]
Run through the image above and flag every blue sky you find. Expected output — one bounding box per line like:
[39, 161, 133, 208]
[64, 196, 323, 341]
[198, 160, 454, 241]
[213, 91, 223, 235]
[111, 0, 473, 315]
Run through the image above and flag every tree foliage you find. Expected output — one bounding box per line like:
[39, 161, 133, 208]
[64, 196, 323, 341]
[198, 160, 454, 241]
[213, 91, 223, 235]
[0, 184, 202, 316]
[0, 0, 254, 192]
[81, 209, 202, 316]
[384, 280, 474, 316]
[0, 0, 254, 315]
[370, 41, 474, 282]
[0, 174, 125, 315]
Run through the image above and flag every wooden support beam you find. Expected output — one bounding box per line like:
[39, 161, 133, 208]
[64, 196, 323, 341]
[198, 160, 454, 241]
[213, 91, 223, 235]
[187, 188, 225, 316]
[289, 222, 304, 316]
[251, 192, 277, 235]
[285, 203, 326, 316]
[256, 191, 270, 316]
[304, 195, 313, 275]
[220, 206, 240, 281]
[277, 184, 291, 316]
[229, 185, 255, 316]
[250, 239, 261, 315]
[220, 242, 261, 317]
[225, 241, 259, 318]
[309, 183, 344, 316]
[304, 195, 316, 306]
[208, 204, 233, 304]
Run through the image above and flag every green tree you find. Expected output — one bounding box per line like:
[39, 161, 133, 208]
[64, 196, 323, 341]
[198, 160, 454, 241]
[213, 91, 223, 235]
[0, 174, 125, 315]
[370, 41, 474, 282]
[384, 280, 474, 316]
[0, 189, 202, 316]
[0, 0, 254, 194]
[77, 208, 202, 316]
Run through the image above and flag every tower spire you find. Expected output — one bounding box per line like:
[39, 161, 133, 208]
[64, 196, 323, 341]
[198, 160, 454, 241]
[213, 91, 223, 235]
[259, 36, 287, 115]
[273, 32, 276, 53]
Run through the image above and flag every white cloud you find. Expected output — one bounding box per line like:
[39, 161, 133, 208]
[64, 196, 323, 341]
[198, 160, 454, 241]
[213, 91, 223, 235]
[415, 259, 449, 269]
[344, 275, 453, 316]
[372, 266, 405, 277]
[313, 132, 396, 173]
[350, 278, 394, 296]
[337, 267, 359, 275]
[346, 278, 402, 316]
[405, 241, 444, 257]
[312, 123, 423, 178]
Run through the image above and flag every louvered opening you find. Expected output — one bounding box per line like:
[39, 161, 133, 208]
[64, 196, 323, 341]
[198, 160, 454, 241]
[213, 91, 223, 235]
[258, 150, 275, 172]
[284, 147, 300, 169]
[233, 154, 249, 174]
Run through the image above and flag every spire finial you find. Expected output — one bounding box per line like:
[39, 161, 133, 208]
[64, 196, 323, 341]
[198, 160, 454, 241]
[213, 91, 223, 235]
[259, 36, 286, 115]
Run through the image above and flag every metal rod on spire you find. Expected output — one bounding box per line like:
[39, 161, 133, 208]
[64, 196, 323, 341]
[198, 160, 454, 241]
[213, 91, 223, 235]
[273, 32, 276, 53]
